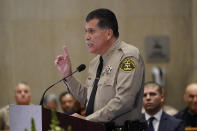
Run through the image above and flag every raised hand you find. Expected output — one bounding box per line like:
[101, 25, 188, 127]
[55, 46, 72, 81]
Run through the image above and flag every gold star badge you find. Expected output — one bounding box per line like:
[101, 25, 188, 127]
[119, 57, 136, 72]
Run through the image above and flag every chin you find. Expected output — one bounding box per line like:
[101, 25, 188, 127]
[145, 107, 154, 111]
[88, 50, 94, 53]
[191, 107, 197, 112]
[88, 47, 97, 53]
[88, 50, 97, 54]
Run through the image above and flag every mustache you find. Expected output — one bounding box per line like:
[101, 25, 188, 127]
[85, 40, 89, 44]
[85, 41, 93, 46]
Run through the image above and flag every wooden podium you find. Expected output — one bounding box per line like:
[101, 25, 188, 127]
[9, 105, 106, 131]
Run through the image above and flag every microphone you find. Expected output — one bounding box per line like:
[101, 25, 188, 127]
[77, 64, 86, 72]
[40, 64, 86, 105]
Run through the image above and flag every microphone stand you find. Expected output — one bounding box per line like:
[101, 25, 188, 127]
[39, 70, 78, 105]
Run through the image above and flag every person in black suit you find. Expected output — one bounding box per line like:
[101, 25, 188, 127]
[142, 82, 185, 131]
[174, 83, 197, 127]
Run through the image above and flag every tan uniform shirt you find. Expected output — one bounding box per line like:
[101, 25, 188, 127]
[67, 39, 145, 125]
[0, 105, 9, 130]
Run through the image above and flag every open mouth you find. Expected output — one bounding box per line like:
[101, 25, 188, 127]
[87, 43, 93, 48]
[86, 40, 93, 47]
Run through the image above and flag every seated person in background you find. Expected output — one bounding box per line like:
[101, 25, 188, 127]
[142, 82, 184, 131]
[59, 92, 85, 115]
[142, 104, 178, 116]
[0, 82, 31, 130]
[174, 83, 197, 127]
[43, 93, 58, 111]
[142, 87, 178, 116]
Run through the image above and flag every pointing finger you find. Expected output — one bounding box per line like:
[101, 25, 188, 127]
[63, 45, 70, 58]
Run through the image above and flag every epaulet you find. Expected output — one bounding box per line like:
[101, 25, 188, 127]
[120, 41, 140, 59]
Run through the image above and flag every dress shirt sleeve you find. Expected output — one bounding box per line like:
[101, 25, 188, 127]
[66, 77, 87, 106]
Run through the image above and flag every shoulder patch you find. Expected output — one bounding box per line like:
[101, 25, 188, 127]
[119, 57, 136, 72]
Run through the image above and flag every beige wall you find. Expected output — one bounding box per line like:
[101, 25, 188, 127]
[0, 0, 195, 110]
[192, 0, 197, 82]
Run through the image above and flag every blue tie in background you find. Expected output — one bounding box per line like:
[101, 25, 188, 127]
[148, 117, 155, 131]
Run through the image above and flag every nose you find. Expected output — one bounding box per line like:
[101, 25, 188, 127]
[193, 96, 197, 102]
[146, 94, 151, 100]
[21, 91, 26, 96]
[85, 33, 90, 41]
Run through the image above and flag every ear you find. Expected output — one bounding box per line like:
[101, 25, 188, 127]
[106, 29, 113, 40]
[160, 93, 165, 104]
[161, 88, 166, 103]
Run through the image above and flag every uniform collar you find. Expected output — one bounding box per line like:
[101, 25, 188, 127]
[101, 39, 121, 62]
[145, 109, 163, 122]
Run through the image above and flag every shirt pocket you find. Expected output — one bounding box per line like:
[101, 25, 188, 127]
[96, 74, 116, 107]
[98, 72, 115, 89]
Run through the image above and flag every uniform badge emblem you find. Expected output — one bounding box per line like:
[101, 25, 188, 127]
[105, 65, 112, 74]
[119, 57, 136, 72]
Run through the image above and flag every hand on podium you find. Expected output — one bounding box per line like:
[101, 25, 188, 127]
[55, 46, 72, 81]
[71, 113, 86, 120]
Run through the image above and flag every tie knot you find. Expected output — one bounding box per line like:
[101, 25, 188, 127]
[149, 117, 155, 122]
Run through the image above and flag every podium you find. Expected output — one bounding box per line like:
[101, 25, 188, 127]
[9, 105, 106, 131]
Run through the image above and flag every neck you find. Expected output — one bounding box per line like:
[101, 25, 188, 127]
[188, 108, 197, 114]
[146, 107, 162, 116]
[99, 37, 117, 55]
[17, 102, 30, 105]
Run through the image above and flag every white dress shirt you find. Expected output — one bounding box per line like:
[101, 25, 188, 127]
[145, 109, 163, 131]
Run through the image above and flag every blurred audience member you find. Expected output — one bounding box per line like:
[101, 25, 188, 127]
[142, 85, 178, 116]
[43, 93, 58, 111]
[0, 82, 31, 130]
[142, 105, 178, 116]
[142, 82, 184, 131]
[175, 83, 197, 127]
[59, 92, 84, 115]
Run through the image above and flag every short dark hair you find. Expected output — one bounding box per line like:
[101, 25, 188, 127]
[86, 8, 119, 38]
[59, 91, 73, 103]
[144, 81, 163, 94]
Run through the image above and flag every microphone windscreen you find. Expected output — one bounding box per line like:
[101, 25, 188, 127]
[77, 64, 86, 72]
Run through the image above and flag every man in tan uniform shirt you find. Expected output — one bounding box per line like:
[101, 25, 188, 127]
[55, 8, 145, 126]
[0, 82, 31, 129]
